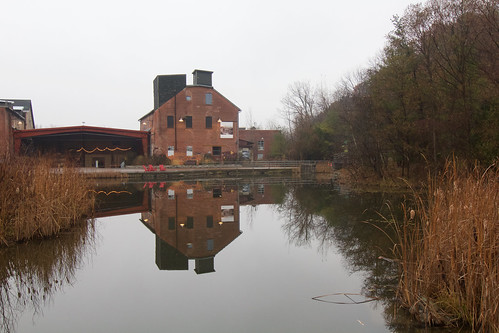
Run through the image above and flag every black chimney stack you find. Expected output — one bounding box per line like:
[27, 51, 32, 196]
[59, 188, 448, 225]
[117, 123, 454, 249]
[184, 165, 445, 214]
[192, 69, 213, 87]
[153, 74, 187, 109]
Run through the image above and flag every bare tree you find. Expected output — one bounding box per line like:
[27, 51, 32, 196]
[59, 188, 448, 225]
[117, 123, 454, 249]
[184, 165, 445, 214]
[243, 108, 259, 129]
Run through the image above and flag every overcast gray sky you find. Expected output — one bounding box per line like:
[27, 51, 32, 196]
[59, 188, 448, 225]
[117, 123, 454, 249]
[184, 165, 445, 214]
[2, 0, 420, 130]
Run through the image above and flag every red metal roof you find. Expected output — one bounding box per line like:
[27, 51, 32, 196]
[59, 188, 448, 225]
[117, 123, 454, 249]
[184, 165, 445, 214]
[13, 125, 149, 139]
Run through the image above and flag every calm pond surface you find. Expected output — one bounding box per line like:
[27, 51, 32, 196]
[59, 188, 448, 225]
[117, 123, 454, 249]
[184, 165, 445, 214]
[0, 178, 459, 332]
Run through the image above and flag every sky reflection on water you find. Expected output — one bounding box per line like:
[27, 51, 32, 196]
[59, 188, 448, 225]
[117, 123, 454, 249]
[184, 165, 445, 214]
[3, 179, 424, 332]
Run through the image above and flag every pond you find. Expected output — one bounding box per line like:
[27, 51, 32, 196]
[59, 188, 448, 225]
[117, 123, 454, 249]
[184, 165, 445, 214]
[0, 178, 458, 332]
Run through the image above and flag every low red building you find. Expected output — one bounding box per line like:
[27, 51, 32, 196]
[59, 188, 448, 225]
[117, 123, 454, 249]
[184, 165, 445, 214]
[13, 126, 149, 167]
[239, 128, 281, 160]
[139, 70, 240, 164]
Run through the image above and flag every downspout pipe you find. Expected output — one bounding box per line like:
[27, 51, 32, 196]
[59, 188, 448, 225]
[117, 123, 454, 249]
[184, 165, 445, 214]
[174, 94, 177, 151]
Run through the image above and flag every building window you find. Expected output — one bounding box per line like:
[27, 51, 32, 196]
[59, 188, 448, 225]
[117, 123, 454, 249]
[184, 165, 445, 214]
[205, 93, 212, 105]
[168, 189, 175, 199]
[185, 116, 192, 128]
[213, 188, 222, 198]
[206, 216, 213, 228]
[241, 148, 250, 160]
[207, 239, 214, 251]
[257, 153, 264, 160]
[258, 184, 265, 194]
[186, 96, 191, 101]
[187, 188, 193, 199]
[167, 115, 174, 128]
[205, 116, 212, 129]
[168, 217, 176, 230]
[186, 146, 193, 157]
[186, 216, 194, 229]
[168, 146, 174, 156]
[212, 146, 221, 156]
[258, 140, 264, 151]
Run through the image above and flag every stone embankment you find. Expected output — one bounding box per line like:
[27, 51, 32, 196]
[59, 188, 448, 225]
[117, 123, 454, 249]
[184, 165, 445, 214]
[80, 163, 302, 181]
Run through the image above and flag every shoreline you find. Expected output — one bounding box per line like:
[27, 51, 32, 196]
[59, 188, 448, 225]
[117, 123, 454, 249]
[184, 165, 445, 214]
[78, 163, 302, 180]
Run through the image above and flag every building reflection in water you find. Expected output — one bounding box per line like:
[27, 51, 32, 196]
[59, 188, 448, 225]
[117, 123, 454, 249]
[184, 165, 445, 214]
[87, 180, 286, 274]
[133, 180, 284, 274]
[1, 180, 422, 331]
[140, 181, 240, 274]
[92, 183, 149, 218]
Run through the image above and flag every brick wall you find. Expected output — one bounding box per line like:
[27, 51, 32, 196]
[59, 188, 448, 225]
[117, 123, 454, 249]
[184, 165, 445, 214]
[149, 86, 239, 163]
[239, 129, 280, 160]
[143, 181, 241, 260]
[0, 107, 14, 156]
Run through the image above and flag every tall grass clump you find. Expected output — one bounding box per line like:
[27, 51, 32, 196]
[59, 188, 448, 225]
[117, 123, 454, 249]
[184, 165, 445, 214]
[0, 155, 94, 245]
[395, 160, 498, 331]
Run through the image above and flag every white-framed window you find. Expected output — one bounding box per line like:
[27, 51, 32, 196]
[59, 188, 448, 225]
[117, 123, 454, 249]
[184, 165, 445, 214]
[186, 146, 193, 156]
[187, 188, 193, 199]
[258, 184, 265, 194]
[258, 140, 264, 151]
[168, 189, 175, 200]
[168, 146, 174, 156]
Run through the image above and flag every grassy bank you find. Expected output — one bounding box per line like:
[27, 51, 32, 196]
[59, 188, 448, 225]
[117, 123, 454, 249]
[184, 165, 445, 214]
[395, 161, 498, 331]
[0, 156, 94, 246]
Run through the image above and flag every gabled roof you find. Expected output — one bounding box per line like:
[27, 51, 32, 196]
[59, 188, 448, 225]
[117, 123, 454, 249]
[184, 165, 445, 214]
[9, 99, 32, 112]
[0, 100, 24, 120]
[139, 110, 155, 121]
[1, 99, 35, 128]
[138, 86, 241, 121]
[182, 86, 241, 112]
[210, 87, 241, 112]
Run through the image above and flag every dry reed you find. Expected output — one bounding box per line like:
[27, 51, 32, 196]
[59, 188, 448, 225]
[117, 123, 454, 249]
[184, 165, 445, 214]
[394, 160, 498, 332]
[0, 155, 94, 245]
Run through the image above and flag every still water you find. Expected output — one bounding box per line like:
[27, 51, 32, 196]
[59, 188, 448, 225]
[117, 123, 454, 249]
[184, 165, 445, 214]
[1, 178, 431, 332]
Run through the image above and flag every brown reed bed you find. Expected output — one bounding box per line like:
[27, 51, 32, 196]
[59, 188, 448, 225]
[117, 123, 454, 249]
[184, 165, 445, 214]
[0, 155, 95, 246]
[394, 160, 498, 332]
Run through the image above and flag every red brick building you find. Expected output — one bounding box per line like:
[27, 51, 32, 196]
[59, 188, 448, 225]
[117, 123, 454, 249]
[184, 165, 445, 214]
[139, 70, 240, 164]
[141, 181, 241, 273]
[0, 99, 33, 156]
[239, 128, 281, 160]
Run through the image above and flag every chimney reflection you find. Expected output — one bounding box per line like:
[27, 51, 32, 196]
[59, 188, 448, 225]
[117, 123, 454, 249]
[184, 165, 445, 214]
[141, 181, 242, 274]
[92, 180, 283, 274]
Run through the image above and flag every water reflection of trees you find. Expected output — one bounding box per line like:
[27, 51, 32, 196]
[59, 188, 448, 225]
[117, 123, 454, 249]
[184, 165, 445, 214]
[0, 221, 96, 333]
[277, 184, 420, 331]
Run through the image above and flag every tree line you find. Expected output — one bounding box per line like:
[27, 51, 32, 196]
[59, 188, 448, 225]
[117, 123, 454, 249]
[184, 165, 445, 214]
[279, 0, 498, 178]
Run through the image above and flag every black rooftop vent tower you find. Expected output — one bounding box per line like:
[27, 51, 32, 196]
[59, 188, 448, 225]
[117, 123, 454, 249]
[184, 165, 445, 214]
[192, 69, 213, 87]
[154, 74, 186, 110]
[155, 236, 188, 270]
